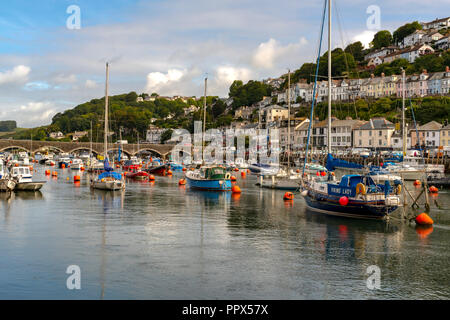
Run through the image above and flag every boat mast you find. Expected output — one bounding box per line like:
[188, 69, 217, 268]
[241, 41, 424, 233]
[90, 120, 93, 161]
[402, 68, 406, 157]
[287, 69, 291, 171]
[327, 0, 332, 155]
[104, 62, 109, 161]
[202, 77, 207, 165]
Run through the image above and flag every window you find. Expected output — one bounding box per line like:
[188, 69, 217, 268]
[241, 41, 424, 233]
[379, 139, 382, 146]
[359, 140, 362, 146]
[379, 131, 382, 136]
[432, 132, 435, 137]
[369, 140, 372, 146]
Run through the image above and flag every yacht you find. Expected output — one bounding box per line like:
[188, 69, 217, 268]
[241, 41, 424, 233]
[10, 166, 45, 191]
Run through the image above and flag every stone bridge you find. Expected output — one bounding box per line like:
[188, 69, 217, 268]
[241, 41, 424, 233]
[0, 139, 174, 158]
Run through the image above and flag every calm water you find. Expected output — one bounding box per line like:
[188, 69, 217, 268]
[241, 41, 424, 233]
[0, 166, 449, 300]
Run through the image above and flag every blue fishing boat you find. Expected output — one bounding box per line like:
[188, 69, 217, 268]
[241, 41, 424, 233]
[185, 166, 232, 191]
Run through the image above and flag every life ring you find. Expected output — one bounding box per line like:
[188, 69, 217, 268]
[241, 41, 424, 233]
[355, 183, 366, 195]
[395, 184, 402, 195]
[225, 172, 231, 180]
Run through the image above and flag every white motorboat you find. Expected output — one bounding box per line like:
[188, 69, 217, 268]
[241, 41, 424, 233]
[71, 158, 84, 170]
[10, 166, 45, 191]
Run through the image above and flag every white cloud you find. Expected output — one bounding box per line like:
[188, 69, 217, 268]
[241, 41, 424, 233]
[352, 30, 376, 49]
[0, 65, 31, 85]
[85, 79, 98, 88]
[214, 66, 251, 86]
[53, 74, 77, 84]
[0, 101, 57, 127]
[252, 37, 308, 69]
[145, 69, 186, 93]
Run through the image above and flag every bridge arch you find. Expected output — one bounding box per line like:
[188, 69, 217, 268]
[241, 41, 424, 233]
[68, 147, 101, 156]
[0, 145, 31, 153]
[33, 146, 65, 154]
[132, 148, 164, 157]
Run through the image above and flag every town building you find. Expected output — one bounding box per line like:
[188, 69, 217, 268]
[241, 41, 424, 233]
[421, 17, 450, 31]
[410, 121, 443, 148]
[145, 125, 167, 144]
[353, 118, 395, 149]
[72, 131, 88, 141]
[49, 132, 64, 139]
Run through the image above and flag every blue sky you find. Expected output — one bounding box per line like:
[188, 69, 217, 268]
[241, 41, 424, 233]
[0, 0, 448, 127]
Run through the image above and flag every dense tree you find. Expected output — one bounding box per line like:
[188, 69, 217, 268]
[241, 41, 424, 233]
[345, 41, 365, 62]
[229, 80, 272, 109]
[371, 30, 393, 49]
[393, 21, 422, 44]
[212, 99, 226, 118]
[0, 120, 17, 132]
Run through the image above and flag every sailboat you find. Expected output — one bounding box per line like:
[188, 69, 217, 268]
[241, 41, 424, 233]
[256, 69, 303, 191]
[185, 77, 232, 191]
[301, 0, 401, 219]
[91, 62, 125, 191]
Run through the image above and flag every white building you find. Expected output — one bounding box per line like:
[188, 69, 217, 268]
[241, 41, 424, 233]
[399, 44, 434, 63]
[421, 17, 450, 30]
[146, 125, 167, 144]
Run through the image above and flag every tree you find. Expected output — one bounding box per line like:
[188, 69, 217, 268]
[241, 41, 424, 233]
[212, 99, 226, 118]
[413, 54, 444, 73]
[371, 30, 393, 49]
[125, 91, 138, 103]
[160, 129, 173, 144]
[345, 41, 364, 62]
[393, 21, 422, 44]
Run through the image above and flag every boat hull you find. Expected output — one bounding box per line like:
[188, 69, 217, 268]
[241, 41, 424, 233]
[186, 177, 232, 191]
[304, 190, 397, 220]
[14, 181, 45, 191]
[91, 180, 124, 191]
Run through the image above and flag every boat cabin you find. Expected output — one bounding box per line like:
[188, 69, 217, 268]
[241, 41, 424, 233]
[328, 174, 378, 197]
[200, 166, 228, 180]
[11, 166, 33, 183]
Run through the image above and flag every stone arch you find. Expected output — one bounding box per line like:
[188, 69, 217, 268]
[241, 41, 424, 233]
[32, 145, 65, 154]
[132, 148, 163, 157]
[107, 147, 132, 157]
[0, 145, 31, 153]
[68, 147, 101, 156]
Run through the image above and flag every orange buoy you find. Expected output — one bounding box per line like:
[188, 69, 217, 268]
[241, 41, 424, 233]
[283, 192, 294, 200]
[149, 175, 155, 181]
[233, 168, 239, 172]
[61, 164, 66, 169]
[45, 169, 51, 175]
[415, 213, 434, 225]
[296, 169, 300, 173]
[167, 169, 173, 175]
[339, 196, 349, 206]
[321, 171, 326, 176]
[230, 175, 237, 182]
[74, 175, 81, 182]
[240, 171, 246, 178]
[182, 167, 187, 172]
[52, 171, 58, 177]
[413, 180, 421, 186]
[80, 167, 85, 171]
[429, 186, 438, 193]
[178, 178, 186, 185]
[15, 163, 19, 167]
[316, 171, 320, 176]
[231, 185, 241, 194]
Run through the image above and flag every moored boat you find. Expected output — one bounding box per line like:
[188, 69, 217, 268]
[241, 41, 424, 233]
[10, 166, 45, 191]
[186, 166, 232, 191]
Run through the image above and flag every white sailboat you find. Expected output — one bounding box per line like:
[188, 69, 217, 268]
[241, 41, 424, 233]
[91, 63, 125, 191]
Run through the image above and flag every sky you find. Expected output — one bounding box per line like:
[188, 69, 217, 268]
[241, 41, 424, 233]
[0, 0, 448, 127]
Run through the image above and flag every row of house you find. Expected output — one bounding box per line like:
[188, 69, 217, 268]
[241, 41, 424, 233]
[273, 66, 450, 104]
[276, 117, 450, 152]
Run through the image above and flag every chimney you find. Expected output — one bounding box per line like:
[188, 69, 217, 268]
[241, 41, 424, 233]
[381, 72, 385, 78]
[370, 73, 375, 78]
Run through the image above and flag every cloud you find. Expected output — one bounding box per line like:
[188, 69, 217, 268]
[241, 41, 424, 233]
[0, 101, 58, 127]
[0, 65, 31, 85]
[85, 79, 98, 88]
[145, 69, 186, 93]
[252, 37, 309, 69]
[352, 30, 376, 49]
[53, 74, 77, 84]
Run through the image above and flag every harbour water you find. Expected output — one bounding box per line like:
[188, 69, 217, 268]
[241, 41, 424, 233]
[0, 167, 449, 299]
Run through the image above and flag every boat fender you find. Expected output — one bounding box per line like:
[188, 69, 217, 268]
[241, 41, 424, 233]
[355, 183, 366, 195]
[225, 172, 231, 180]
[395, 184, 402, 195]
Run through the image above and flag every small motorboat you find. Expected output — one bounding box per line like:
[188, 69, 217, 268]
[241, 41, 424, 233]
[10, 166, 45, 191]
[125, 165, 149, 180]
[145, 164, 167, 176]
[0, 160, 16, 192]
[71, 158, 84, 170]
[58, 157, 71, 168]
[185, 166, 232, 191]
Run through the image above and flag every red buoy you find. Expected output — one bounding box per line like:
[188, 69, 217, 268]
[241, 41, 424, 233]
[231, 185, 241, 194]
[283, 192, 294, 200]
[415, 213, 433, 225]
[428, 186, 438, 193]
[339, 196, 349, 206]
[413, 180, 421, 186]
[230, 175, 237, 182]
[321, 171, 327, 176]
[178, 178, 186, 185]
[149, 175, 155, 181]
